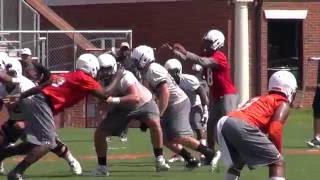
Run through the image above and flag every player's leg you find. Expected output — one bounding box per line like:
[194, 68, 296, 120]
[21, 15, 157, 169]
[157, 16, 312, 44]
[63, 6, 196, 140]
[207, 99, 221, 151]
[119, 127, 129, 142]
[269, 160, 285, 180]
[51, 138, 82, 175]
[7, 143, 50, 180]
[307, 88, 320, 148]
[91, 110, 129, 176]
[8, 93, 59, 178]
[190, 105, 207, 161]
[92, 126, 110, 176]
[132, 100, 169, 171]
[222, 117, 283, 179]
[224, 163, 245, 180]
[164, 99, 215, 169]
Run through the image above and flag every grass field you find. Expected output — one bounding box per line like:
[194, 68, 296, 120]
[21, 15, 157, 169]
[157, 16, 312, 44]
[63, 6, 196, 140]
[1, 108, 319, 180]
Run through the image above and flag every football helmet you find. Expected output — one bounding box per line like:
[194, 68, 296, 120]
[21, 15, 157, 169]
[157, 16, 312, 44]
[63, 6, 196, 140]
[203, 30, 225, 50]
[76, 53, 100, 78]
[131, 45, 155, 69]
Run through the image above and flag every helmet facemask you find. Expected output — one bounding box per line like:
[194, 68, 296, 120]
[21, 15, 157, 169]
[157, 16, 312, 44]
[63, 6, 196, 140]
[168, 68, 181, 84]
[201, 39, 215, 56]
[131, 45, 155, 70]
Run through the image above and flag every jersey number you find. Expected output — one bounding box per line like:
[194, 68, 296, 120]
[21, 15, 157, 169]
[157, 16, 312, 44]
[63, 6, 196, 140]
[52, 76, 66, 87]
[206, 69, 213, 86]
[237, 97, 260, 111]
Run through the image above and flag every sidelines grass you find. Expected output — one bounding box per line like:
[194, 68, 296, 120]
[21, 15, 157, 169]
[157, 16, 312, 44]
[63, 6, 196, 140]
[1, 108, 320, 179]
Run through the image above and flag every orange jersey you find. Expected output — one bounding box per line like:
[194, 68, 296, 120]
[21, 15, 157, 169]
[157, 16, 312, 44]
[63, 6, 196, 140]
[228, 94, 288, 133]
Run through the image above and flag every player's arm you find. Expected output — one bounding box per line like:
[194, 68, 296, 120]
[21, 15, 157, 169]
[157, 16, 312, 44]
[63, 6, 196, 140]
[91, 65, 125, 99]
[267, 102, 290, 153]
[195, 85, 209, 124]
[172, 43, 219, 68]
[106, 84, 140, 107]
[156, 82, 170, 117]
[195, 85, 209, 107]
[19, 63, 53, 99]
[33, 62, 51, 85]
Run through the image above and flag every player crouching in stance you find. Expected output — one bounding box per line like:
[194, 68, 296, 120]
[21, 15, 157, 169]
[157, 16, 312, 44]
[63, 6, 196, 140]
[0, 53, 119, 180]
[91, 54, 169, 176]
[132, 45, 216, 170]
[217, 70, 297, 180]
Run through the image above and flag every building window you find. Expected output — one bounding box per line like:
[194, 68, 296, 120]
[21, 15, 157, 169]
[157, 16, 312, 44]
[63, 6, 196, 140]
[267, 20, 303, 89]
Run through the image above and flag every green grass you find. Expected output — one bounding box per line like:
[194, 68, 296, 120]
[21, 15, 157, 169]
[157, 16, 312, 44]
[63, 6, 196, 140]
[2, 108, 320, 179]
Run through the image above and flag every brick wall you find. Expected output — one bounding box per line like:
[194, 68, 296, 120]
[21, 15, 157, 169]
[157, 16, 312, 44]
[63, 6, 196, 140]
[259, 2, 320, 107]
[38, 1, 320, 127]
[42, 0, 235, 71]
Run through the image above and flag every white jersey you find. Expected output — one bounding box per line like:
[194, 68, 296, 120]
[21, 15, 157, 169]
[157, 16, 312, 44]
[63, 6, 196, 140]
[1, 75, 36, 120]
[142, 63, 188, 106]
[11, 75, 36, 96]
[179, 74, 201, 107]
[111, 70, 153, 108]
[0, 75, 35, 97]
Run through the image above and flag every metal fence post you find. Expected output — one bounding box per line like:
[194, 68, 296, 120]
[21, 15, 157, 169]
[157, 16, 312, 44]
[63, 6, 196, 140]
[73, 33, 77, 71]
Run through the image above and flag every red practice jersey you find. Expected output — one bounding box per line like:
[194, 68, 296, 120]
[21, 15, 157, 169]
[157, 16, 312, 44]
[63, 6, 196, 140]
[203, 51, 237, 100]
[42, 70, 102, 114]
[228, 93, 288, 133]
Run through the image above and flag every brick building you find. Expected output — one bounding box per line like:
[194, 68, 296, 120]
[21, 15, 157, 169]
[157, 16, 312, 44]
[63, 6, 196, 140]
[39, 0, 320, 127]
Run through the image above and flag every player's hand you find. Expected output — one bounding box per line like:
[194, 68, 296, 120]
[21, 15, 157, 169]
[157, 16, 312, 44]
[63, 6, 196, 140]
[173, 43, 187, 55]
[105, 96, 113, 104]
[161, 43, 173, 51]
[201, 105, 209, 127]
[3, 94, 21, 110]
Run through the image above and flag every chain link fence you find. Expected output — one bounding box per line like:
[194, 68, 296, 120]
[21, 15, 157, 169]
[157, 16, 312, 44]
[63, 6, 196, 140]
[0, 0, 39, 53]
[0, 30, 133, 71]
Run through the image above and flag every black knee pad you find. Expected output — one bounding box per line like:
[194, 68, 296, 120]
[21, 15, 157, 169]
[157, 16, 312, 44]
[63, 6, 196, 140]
[51, 139, 68, 158]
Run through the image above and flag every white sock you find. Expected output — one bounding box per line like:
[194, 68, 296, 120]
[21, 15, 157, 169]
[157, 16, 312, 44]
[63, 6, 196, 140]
[315, 136, 320, 141]
[269, 177, 285, 180]
[225, 173, 239, 180]
[200, 139, 207, 146]
[157, 155, 164, 161]
[65, 151, 75, 163]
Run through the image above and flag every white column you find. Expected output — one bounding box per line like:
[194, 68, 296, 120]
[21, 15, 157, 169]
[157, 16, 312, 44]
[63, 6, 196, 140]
[233, 0, 253, 105]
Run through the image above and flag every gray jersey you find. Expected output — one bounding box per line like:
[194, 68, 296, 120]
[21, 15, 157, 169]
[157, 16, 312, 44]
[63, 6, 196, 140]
[0, 83, 6, 98]
[142, 63, 188, 106]
[179, 74, 201, 107]
[111, 70, 152, 108]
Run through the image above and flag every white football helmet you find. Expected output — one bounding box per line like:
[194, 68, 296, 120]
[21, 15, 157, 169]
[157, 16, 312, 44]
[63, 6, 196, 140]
[164, 58, 182, 74]
[5, 58, 22, 77]
[203, 30, 225, 50]
[192, 64, 203, 72]
[98, 53, 117, 75]
[76, 53, 100, 78]
[131, 45, 155, 69]
[268, 70, 298, 103]
[0, 52, 9, 70]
